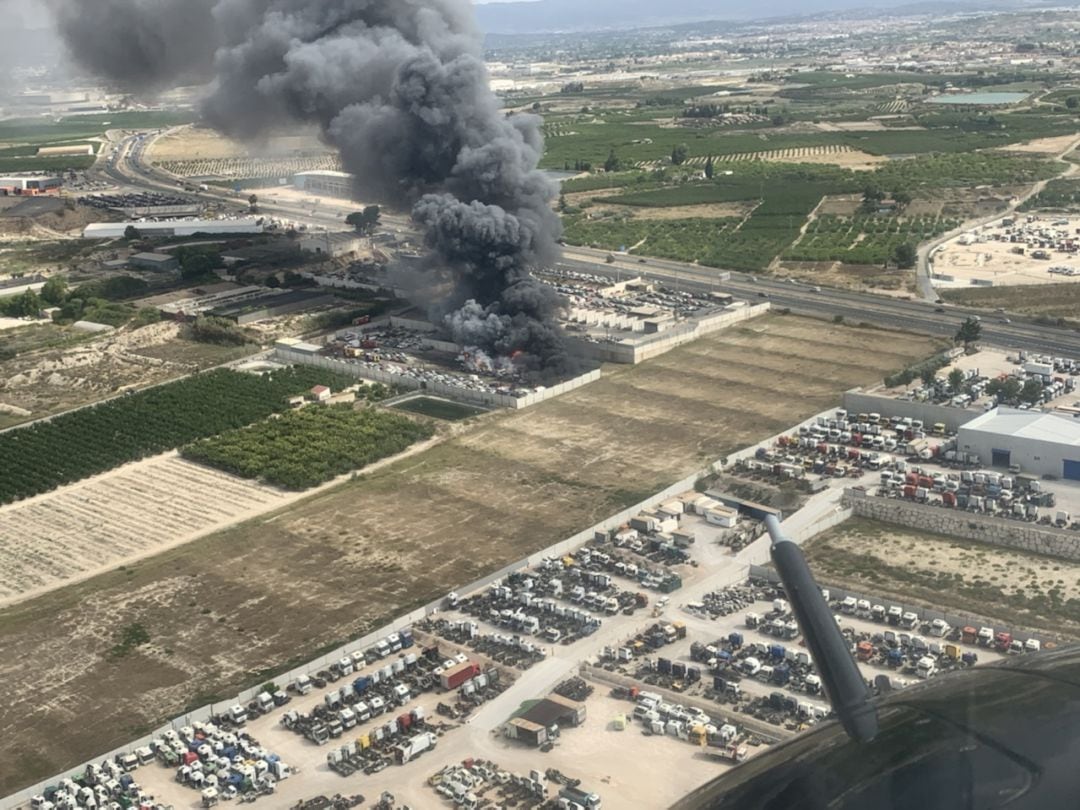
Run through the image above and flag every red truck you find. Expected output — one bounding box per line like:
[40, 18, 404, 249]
[995, 632, 1012, 652]
[440, 661, 481, 691]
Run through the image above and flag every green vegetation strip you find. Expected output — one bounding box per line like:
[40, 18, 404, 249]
[1018, 177, 1080, 211]
[785, 213, 958, 265]
[391, 396, 486, 421]
[182, 404, 434, 489]
[0, 367, 356, 504]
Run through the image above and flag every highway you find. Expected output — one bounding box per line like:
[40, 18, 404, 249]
[97, 128, 416, 233]
[559, 246, 1080, 357]
[98, 128, 1080, 359]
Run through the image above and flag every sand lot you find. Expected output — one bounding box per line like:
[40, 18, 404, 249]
[806, 517, 1080, 640]
[998, 134, 1080, 156]
[933, 214, 1080, 287]
[0, 322, 257, 427]
[0, 315, 940, 795]
[147, 126, 328, 162]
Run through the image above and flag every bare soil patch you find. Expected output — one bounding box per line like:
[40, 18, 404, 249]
[147, 125, 326, 162]
[996, 134, 1080, 156]
[0, 315, 941, 795]
[805, 517, 1080, 641]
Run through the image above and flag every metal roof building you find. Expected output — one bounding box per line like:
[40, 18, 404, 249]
[292, 170, 355, 199]
[957, 407, 1080, 480]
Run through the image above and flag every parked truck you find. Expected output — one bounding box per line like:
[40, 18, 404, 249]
[440, 661, 481, 691]
[395, 731, 437, 765]
[559, 785, 602, 810]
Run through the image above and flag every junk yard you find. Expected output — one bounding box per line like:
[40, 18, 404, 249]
[15, 343, 1080, 808]
[11, 0, 1080, 809]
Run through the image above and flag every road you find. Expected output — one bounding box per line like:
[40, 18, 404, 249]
[96, 128, 415, 233]
[914, 134, 1080, 301]
[560, 245, 1080, 357]
[100, 126, 1080, 358]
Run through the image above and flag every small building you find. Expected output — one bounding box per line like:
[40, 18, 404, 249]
[957, 407, 1080, 480]
[518, 694, 587, 731]
[71, 320, 114, 334]
[704, 506, 738, 528]
[129, 252, 180, 273]
[0, 175, 62, 193]
[505, 717, 549, 747]
[299, 231, 365, 258]
[310, 385, 332, 402]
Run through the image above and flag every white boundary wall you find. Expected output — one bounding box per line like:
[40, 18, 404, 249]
[275, 348, 601, 409]
[573, 303, 770, 364]
[2, 464, 715, 809]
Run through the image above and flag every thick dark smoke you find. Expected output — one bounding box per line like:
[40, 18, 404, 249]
[51, 0, 578, 380]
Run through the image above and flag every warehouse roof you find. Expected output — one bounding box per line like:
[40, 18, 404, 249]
[520, 696, 583, 727]
[294, 170, 354, 179]
[960, 407, 1080, 446]
[130, 252, 176, 263]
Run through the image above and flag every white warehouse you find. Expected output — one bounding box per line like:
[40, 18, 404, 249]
[957, 407, 1080, 481]
[82, 218, 264, 239]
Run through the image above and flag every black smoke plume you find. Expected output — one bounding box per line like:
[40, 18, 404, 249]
[50, 0, 578, 380]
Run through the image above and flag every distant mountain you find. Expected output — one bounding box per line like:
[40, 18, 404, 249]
[473, 0, 1043, 34]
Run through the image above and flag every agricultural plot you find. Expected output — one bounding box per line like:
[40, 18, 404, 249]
[0, 315, 945, 797]
[805, 517, 1080, 639]
[562, 153, 1059, 270]
[0, 112, 191, 173]
[182, 405, 433, 489]
[0, 367, 354, 504]
[0, 455, 290, 604]
[643, 144, 886, 170]
[562, 216, 742, 262]
[785, 213, 959, 265]
[1018, 177, 1080, 211]
[156, 155, 340, 181]
[541, 107, 1074, 170]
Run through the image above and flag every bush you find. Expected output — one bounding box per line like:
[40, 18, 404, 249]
[0, 367, 357, 504]
[189, 316, 253, 346]
[182, 405, 433, 490]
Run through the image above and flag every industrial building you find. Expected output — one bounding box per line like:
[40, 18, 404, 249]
[957, 407, 1080, 480]
[82, 219, 263, 239]
[0, 175, 63, 193]
[210, 289, 336, 324]
[299, 231, 365, 258]
[292, 170, 356, 199]
[509, 691, 587, 743]
[129, 252, 180, 273]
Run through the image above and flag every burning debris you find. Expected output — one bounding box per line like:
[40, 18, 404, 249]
[51, 0, 580, 381]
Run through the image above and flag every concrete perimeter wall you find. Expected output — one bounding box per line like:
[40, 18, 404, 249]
[2, 466, 714, 809]
[275, 348, 601, 410]
[842, 488, 1080, 561]
[842, 390, 982, 433]
[573, 303, 770, 364]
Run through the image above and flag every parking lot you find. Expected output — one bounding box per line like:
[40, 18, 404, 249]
[934, 213, 1080, 287]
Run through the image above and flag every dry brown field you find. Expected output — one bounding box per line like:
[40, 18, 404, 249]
[0, 315, 941, 795]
